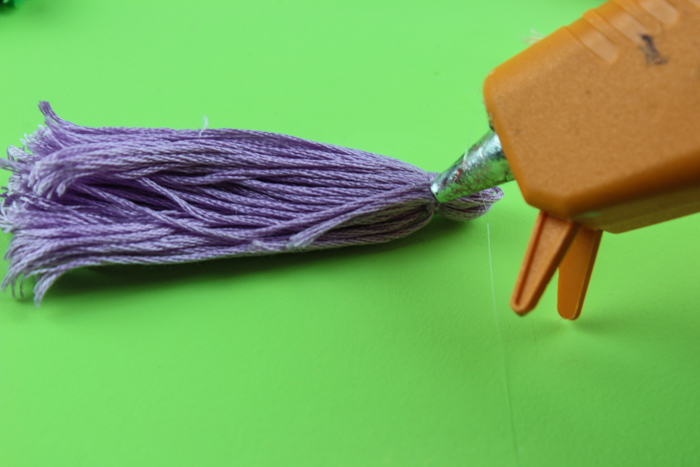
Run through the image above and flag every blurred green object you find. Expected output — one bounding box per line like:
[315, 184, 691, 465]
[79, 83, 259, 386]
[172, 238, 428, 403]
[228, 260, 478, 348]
[1, 1, 699, 466]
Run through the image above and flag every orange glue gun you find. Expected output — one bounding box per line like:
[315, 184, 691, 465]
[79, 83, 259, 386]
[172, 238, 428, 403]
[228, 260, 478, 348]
[432, 0, 700, 319]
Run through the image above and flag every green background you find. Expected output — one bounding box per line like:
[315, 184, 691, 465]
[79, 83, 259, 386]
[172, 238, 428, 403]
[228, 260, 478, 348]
[1, 1, 699, 465]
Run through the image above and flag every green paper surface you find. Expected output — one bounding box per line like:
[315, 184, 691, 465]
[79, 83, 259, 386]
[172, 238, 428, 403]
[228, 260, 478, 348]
[1, 1, 699, 465]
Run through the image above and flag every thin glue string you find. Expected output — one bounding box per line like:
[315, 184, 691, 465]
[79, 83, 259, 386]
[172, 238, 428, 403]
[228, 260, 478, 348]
[198, 114, 209, 137]
[480, 192, 521, 467]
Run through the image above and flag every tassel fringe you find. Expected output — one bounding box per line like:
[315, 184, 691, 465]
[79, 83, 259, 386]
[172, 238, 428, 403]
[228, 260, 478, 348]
[1, 102, 502, 304]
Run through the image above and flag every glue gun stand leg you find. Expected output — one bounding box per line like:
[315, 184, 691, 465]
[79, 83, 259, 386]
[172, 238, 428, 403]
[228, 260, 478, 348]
[510, 211, 603, 320]
[557, 226, 603, 320]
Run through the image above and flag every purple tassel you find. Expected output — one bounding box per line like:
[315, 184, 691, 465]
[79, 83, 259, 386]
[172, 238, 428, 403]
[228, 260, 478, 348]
[1, 102, 502, 305]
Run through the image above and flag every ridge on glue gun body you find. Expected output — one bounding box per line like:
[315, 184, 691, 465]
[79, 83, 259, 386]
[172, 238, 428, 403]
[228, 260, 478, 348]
[432, 0, 700, 320]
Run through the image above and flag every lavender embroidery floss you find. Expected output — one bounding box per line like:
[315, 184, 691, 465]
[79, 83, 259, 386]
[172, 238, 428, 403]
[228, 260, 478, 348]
[0, 102, 503, 305]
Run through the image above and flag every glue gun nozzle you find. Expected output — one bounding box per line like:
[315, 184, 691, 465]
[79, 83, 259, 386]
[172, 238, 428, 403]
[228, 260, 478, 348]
[431, 129, 515, 203]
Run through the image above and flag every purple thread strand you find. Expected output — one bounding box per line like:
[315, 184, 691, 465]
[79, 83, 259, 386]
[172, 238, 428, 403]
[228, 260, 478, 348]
[1, 102, 503, 304]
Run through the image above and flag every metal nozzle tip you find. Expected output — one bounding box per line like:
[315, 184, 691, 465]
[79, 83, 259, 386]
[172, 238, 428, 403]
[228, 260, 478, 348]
[430, 129, 514, 203]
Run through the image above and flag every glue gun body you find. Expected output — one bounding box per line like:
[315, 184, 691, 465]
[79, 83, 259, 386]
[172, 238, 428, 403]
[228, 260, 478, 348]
[433, 0, 700, 319]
